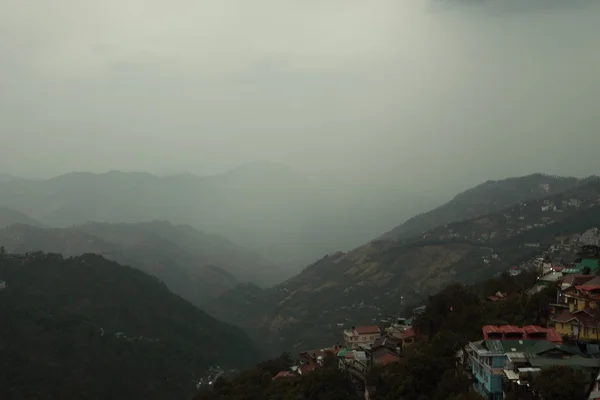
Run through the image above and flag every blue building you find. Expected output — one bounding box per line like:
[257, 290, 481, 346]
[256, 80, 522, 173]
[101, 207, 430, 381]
[467, 340, 538, 400]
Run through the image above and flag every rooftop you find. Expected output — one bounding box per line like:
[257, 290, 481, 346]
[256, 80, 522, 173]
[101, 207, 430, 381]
[374, 352, 400, 366]
[401, 327, 415, 340]
[481, 325, 562, 342]
[471, 340, 542, 355]
[353, 326, 380, 335]
[528, 357, 600, 369]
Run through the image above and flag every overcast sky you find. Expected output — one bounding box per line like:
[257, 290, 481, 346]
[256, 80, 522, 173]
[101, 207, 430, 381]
[2, 0, 600, 194]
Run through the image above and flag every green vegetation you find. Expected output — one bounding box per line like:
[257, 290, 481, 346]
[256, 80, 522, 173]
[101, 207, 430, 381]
[0, 251, 262, 399]
[195, 353, 358, 400]
[197, 268, 581, 400]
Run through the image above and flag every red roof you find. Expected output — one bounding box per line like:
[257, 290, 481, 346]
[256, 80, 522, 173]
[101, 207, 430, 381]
[482, 325, 562, 343]
[499, 325, 525, 335]
[562, 275, 596, 288]
[354, 326, 380, 335]
[482, 325, 503, 338]
[401, 327, 415, 340]
[273, 371, 294, 379]
[374, 353, 400, 366]
[553, 309, 579, 323]
[554, 308, 600, 329]
[300, 364, 317, 374]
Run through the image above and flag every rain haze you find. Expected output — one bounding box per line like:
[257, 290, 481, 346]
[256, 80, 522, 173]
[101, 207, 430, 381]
[2, 0, 599, 193]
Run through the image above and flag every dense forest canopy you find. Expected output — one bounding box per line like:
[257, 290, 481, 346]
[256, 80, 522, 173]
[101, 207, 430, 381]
[0, 251, 262, 400]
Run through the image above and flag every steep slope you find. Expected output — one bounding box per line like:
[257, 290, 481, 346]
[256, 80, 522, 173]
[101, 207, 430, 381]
[0, 251, 262, 399]
[0, 164, 425, 274]
[382, 174, 593, 240]
[0, 221, 276, 307]
[0, 207, 42, 228]
[212, 180, 600, 353]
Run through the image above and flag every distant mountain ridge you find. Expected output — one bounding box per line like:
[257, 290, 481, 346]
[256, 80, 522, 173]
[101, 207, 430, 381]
[0, 162, 427, 275]
[0, 220, 281, 307]
[382, 174, 595, 240]
[0, 251, 262, 399]
[0, 206, 43, 228]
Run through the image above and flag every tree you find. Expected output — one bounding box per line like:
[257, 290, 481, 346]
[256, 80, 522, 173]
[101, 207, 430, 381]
[433, 369, 472, 400]
[531, 366, 587, 400]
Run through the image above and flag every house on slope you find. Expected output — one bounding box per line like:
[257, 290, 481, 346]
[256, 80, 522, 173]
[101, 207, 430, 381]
[552, 276, 600, 341]
[343, 326, 381, 349]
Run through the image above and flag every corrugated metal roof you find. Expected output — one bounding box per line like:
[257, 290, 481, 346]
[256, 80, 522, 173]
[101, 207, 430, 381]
[484, 340, 540, 354]
[528, 357, 600, 369]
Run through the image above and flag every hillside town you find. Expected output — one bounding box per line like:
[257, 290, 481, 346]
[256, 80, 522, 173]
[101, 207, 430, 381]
[265, 234, 600, 400]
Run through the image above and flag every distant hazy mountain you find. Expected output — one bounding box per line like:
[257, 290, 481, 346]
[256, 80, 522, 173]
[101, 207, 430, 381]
[0, 251, 262, 399]
[0, 162, 427, 275]
[0, 206, 42, 228]
[382, 174, 595, 240]
[434, 0, 596, 13]
[0, 221, 280, 306]
[0, 173, 17, 183]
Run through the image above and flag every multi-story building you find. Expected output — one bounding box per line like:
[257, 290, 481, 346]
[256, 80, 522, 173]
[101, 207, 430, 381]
[467, 324, 565, 400]
[467, 340, 532, 400]
[551, 276, 600, 341]
[343, 326, 381, 350]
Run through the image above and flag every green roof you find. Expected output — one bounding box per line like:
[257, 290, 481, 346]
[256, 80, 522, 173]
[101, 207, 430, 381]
[413, 306, 426, 314]
[563, 268, 582, 275]
[483, 340, 540, 354]
[526, 341, 583, 357]
[405, 318, 413, 326]
[577, 258, 600, 272]
[337, 348, 350, 357]
[528, 357, 600, 369]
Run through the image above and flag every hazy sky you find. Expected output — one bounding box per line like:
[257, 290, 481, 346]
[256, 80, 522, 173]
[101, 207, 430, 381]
[2, 0, 600, 194]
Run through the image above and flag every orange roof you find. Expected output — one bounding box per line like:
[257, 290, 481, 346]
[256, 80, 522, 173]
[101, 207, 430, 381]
[482, 325, 562, 343]
[355, 326, 380, 335]
[483, 325, 502, 334]
[273, 371, 294, 379]
[523, 325, 544, 334]
[499, 325, 525, 334]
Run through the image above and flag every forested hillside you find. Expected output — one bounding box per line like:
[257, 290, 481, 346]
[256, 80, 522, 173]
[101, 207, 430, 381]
[0, 251, 262, 400]
[383, 174, 593, 240]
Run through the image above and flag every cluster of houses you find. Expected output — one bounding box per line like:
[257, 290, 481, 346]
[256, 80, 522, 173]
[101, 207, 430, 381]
[466, 243, 600, 399]
[464, 324, 600, 400]
[272, 308, 423, 396]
